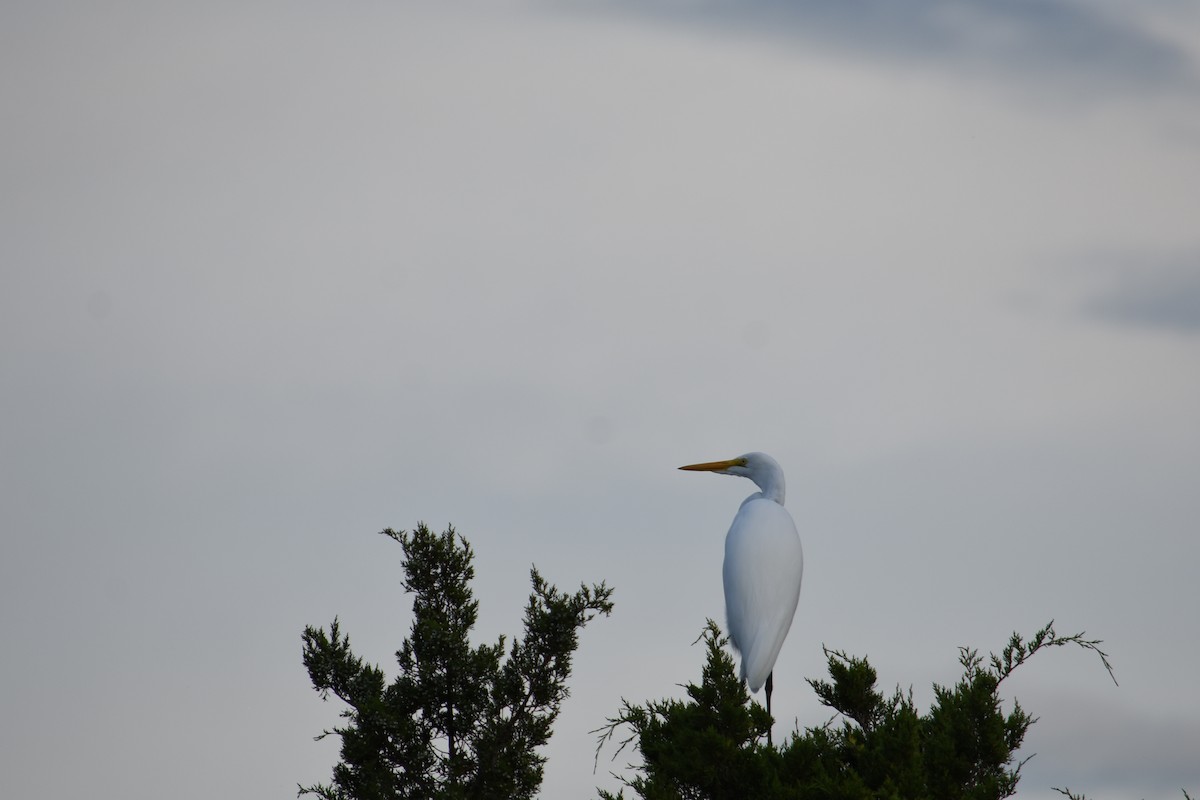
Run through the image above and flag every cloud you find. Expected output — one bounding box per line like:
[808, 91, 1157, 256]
[1086, 254, 1200, 334]
[1017, 690, 1200, 798]
[564, 0, 1197, 96]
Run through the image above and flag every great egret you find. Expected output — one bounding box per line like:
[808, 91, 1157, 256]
[679, 452, 804, 738]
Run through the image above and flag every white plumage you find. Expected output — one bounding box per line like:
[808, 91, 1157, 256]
[723, 493, 804, 691]
[680, 452, 804, 727]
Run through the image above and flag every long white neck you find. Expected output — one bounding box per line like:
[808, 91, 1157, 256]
[754, 473, 785, 505]
[744, 452, 786, 505]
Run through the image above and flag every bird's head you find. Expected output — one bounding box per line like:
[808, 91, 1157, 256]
[679, 452, 785, 503]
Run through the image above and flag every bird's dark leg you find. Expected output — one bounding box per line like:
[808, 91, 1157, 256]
[765, 671, 774, 747]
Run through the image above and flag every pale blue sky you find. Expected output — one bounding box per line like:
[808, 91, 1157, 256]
[2, 2, 1199, 798]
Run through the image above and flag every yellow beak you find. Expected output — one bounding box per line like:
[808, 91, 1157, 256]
[679, 457, 745, 472]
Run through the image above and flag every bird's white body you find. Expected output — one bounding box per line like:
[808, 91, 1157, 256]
[680, 452, 804, 697]
[723, 493, 804, 692]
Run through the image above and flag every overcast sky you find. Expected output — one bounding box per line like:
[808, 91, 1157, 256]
[2, 1, 1199, 798]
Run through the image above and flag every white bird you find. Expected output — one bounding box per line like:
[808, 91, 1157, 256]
[679, 452, 804, 736]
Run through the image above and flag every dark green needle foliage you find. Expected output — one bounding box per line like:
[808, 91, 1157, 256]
[596, 620, 1117, 800]
[301, 523, 613, 800]
[595, 621, 778, 800]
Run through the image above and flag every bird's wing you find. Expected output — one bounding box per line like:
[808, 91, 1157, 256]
[722, 497, 804, 692]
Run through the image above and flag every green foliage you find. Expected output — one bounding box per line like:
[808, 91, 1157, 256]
[596, 620, 1116, 800]
[301, 523, 614, 800]
[595, 621, 777, 800]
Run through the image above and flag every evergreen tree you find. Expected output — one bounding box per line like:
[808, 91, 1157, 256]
[301, 523, 613, 800]
[596, 620, 1116, 800]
